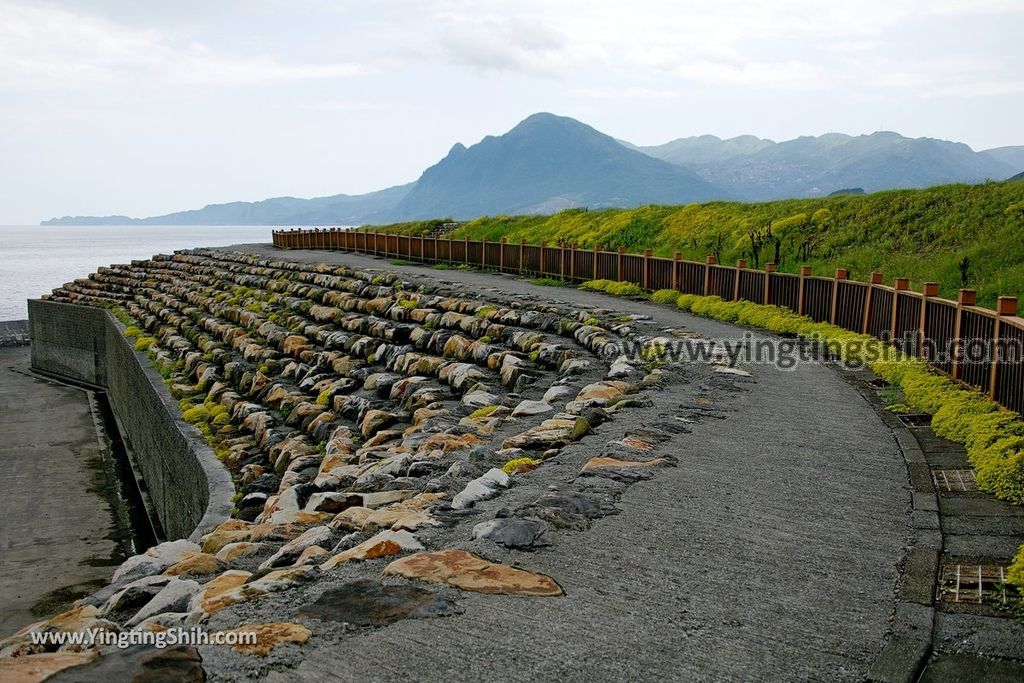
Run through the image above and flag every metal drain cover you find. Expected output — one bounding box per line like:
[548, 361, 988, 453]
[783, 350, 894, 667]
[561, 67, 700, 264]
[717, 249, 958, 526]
[937, 563, 1009, 605]
[932, 469, 979, 492]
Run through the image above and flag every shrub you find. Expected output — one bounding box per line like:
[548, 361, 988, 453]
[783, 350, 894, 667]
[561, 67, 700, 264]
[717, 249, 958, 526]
[605, 281, 645, 297]
[580, 279, 613, 292]
[651, 289, 680, 304]
[123, 326, 142, 338]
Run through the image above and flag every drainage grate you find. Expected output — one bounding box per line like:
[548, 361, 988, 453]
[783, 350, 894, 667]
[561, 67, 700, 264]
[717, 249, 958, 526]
[937, 564, 1008, 605]
[932, 469, 979, 493]
[898, 413, 932, 427]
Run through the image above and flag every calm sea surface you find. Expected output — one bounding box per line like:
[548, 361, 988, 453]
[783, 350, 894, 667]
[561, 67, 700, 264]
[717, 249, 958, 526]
[0, 225, 275, 321]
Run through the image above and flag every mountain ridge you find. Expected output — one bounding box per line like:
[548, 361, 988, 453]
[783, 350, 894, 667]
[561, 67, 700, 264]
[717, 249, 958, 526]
[42, 114, 1022, 226]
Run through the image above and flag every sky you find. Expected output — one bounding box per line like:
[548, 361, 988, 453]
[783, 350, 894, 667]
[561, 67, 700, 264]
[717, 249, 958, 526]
[1, 0, 1023, 224]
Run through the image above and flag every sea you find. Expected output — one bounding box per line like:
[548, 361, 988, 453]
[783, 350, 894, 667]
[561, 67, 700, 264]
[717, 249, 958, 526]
[0, 225, 276, 321]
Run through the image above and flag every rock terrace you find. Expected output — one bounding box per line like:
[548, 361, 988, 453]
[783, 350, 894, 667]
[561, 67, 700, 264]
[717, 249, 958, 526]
[1, 248, 738, 680]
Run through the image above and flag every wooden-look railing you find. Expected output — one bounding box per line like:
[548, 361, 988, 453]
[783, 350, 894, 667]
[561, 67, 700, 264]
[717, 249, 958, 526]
[272, 227, 1024, 414]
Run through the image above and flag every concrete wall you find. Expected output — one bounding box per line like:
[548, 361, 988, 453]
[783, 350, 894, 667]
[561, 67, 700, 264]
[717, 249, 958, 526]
[0, 320, 30, 347]
[27, 300, 233, 542]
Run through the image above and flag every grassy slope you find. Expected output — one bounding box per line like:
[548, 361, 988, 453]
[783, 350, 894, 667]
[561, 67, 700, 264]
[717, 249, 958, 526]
[372, 179, 1024, 307]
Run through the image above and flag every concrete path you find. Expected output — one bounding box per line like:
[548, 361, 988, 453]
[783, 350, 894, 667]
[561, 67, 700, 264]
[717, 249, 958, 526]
[0, 346, 123, 637]
[234, 245, 912, 681]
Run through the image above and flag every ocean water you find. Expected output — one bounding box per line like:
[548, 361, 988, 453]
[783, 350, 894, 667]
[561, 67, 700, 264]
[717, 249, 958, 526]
[0, 225, 275, 321]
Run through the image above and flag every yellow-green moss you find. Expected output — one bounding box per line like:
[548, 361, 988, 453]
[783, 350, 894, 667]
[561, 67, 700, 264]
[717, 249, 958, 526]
[316, 390, 331, 406]
[469, 405, 500, 419]
[502, 457, 542, 475]
[123, 325, 142, 338]
[182, 406, 211, 423]
[134, 336, 157, 351]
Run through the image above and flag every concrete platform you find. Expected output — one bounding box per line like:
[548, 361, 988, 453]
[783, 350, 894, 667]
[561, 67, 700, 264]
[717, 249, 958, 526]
[0, 346, 125, 637]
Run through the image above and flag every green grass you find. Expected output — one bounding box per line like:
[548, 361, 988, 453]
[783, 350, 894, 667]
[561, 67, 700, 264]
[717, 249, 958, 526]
[531, 277, 568, 287]
[370, 179, 1024, 306]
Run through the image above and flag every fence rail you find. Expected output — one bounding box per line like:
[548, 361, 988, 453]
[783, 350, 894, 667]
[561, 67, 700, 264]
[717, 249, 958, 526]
[272, 227, 1024, 414]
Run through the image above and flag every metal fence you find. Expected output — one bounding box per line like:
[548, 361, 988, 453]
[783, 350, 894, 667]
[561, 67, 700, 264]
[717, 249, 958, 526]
[272, 228, 1024, 414]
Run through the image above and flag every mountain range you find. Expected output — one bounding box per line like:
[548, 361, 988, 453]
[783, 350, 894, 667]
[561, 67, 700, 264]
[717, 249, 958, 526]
[43, 113, 1024, 226]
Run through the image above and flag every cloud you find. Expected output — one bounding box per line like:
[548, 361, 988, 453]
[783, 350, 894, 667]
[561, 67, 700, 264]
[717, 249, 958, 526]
[0, 2, 367, 90]
[428, 0, 1024, 96]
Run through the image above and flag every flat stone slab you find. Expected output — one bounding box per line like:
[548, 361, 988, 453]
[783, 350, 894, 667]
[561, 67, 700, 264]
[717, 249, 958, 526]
[299, 579, 457, 626]
[384, 549, 563, 596]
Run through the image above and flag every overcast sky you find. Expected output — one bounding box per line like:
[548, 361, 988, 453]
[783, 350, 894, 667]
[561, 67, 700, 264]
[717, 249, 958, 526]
[1, 0, 1022, 224]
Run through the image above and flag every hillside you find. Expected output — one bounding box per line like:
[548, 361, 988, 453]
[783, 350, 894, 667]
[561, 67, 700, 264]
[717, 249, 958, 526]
[391, 113, 724, 219]
[376, 178, 1024, 306]
[637, 132, 1017, 200]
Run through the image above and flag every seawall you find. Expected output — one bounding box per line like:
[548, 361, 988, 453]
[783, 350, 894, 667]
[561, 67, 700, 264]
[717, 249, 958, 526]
[27, 299, 233, 541]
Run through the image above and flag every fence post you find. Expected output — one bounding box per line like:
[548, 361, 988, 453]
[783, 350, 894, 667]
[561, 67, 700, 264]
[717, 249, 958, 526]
[594, 245, 601, 279]
[830, 268, 848, 325]
[989, 296, 1018, 400]
[463, 236, 470, 265]
[561, 244, 568, 280]
[519, 239, 526, 273]
[733, 260, 747, 301]
[673, 252, 682, 291]
[617, 247, 625, 282]
[481, 237, 488, 268]
[704, 255, 716, 295]
[951, 289, 976, 380]
[571, 243, 578, 281]
[890, 277, 909, 345]
[863, 272, 882, 334]
[643, 249, 653, 289]
[764, 263, 776, 304]
[919, 282, 939, 357]
[798, 266, 812, 316]
[540, 241, 548, 275]
[498, 237, 506, 272]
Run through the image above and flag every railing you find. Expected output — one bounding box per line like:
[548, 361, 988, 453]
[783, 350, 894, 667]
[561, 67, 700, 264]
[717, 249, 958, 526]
[272, 227, 1024, 414]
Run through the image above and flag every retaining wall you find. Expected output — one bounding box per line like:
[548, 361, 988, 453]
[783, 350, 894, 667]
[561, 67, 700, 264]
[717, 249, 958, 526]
[27, 299, 233, 541]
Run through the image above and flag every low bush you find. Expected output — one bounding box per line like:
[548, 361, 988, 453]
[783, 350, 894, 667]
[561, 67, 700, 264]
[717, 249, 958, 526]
[651, 289, 680, 304]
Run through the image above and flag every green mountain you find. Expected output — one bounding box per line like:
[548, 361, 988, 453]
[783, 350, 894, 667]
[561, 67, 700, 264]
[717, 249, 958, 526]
[636, 131, 1017, 200]
[984, 146, 1024, 173]
[378, 178, 1024, 306]
[43, 184, 413, 226]
[637, 134, 774, 165]
[390, 113, 724, 219]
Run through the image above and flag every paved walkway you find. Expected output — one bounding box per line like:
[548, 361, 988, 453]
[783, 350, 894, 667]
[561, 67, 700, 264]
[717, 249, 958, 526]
[0, 346, 123, 637]
[235, 245, 912, 681]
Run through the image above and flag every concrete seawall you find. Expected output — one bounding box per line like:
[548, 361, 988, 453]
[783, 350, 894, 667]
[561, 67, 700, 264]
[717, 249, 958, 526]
[27, 299, 233, 541]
